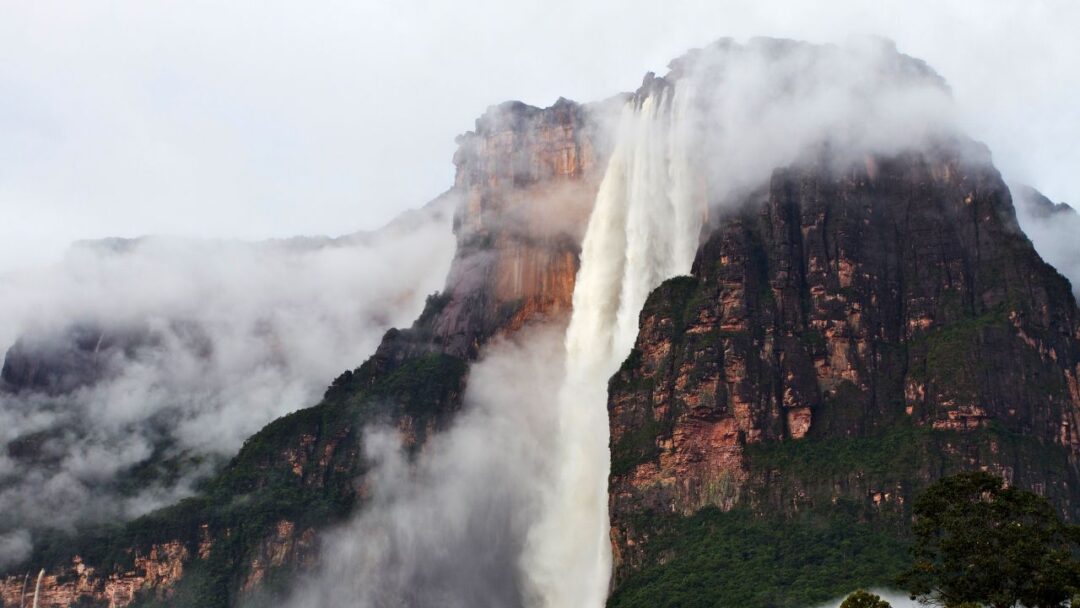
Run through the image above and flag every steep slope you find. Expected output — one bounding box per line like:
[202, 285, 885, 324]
[0, 97, 605, 607]
[376, 97, 603, 360]
[607, 143, 1080, 606]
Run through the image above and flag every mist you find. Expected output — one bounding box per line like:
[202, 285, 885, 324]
[280, 325, 567, 608]
[0, 202, 455, 568]
[1012, 185, 1080, 298]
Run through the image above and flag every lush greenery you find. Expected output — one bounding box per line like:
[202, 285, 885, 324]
[746, 416, 934, 480]
[899, 472, 1080, 608]
[608, 508, 909, 608]
[746, 415, 1077, 518]
[614, 414, 1080, 608]
[840, 590, 892, 608]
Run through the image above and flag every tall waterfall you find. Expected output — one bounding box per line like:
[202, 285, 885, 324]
[524, 79, 705, 607]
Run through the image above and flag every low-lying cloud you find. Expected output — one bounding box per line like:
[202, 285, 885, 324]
[671, 37, 957, 209]
[0, 200, 455, 568]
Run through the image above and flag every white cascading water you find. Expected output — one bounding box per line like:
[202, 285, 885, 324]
[524, 79, 705, 607]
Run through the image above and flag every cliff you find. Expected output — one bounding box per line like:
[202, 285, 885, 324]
[0, 97, 605, 607]
[383, 97, 602, 359]
[606, 143, 1080, 605]
[5, 39, 1080, 608]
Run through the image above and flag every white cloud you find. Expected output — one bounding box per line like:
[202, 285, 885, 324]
[0, 202, 454, 551]
[1, 0, 1077, 270]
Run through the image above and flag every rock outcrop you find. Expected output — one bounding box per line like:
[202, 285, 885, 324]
[0, 542, 188, 608]
[384, 97, 604, 359]
[607, 142, 1080, 582]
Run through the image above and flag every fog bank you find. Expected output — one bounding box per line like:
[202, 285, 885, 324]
[0, 202, 455, 568]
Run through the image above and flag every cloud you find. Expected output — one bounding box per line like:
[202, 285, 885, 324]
[0, 530, 31, 570]
[1012, 185, 1080, 298]
[671, 36, 957, 208]
[1, 1, 1077, 271]
[0, 201, 455, 556]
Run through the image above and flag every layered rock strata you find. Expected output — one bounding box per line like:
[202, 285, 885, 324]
[607, 143, 1080, 580]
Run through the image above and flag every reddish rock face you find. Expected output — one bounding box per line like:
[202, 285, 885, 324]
[0, 542, 189, 608]
[607, 143, 1080, 580]
[417, 98, 604, 358]
[240, 520, 318, 594]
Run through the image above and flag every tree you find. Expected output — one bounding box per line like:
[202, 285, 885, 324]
[840, 590, 892, 608]
[898, 471, 1080, 607]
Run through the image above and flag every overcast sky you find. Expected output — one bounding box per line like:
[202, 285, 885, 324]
[1, 0, 1077, 272]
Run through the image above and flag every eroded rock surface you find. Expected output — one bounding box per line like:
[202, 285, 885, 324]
[608, 143, 1080, 580]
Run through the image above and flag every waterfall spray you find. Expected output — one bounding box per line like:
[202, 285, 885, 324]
[524, 78, 704, 607]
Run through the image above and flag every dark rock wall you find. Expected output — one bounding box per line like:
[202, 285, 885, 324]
[608, 142, 1080, 580]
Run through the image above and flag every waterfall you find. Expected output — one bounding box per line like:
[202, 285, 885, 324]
[524, 79, 704, 608]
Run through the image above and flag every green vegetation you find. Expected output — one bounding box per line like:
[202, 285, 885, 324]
[608, 508, 909, 608]
[415, 291, 451, 326]
[746, 417, 933, 480]
[617, 416, 1080, 607]
[610, 416, 670, 477]
[907, 305, 1009, 403]
[840, 590, 892, 608]
[747, 416, 1075, 505]
[800, 328, 827, 351]
[808, 379, 871, 438]
[899, 472, 1080, 608]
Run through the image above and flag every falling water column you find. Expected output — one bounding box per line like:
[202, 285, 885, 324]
[524, 79, 704, 608]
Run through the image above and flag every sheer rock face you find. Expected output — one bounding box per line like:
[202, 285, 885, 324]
[403, 98, 603, 359]
[239, 520, 318, 594]
[608, 143, 1080, 579]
